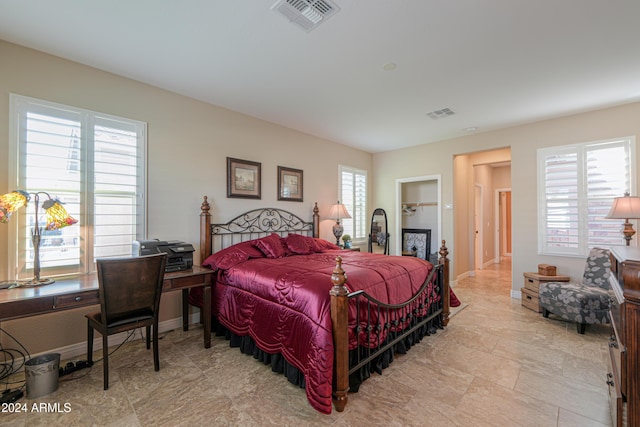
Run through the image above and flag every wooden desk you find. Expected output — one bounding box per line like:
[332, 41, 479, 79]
[0, 266, 213, 349]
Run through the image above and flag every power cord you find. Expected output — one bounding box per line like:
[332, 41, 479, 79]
[1, 326, 165, 393]
[0, 326, 30, 401]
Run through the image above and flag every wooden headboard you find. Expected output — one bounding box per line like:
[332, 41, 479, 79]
[199, 196, 320, 263]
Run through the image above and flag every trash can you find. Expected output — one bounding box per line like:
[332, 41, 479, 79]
[25, 353, 60, 399]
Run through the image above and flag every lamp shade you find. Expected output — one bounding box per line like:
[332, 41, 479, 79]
[0, 190, 30, 223]
[42, 199, 78, 230]
[605, 194, 640, 219]
[328, 202, 351, 220]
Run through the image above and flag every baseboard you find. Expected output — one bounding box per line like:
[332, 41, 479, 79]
[17, 312, 202, 366]
[483, 258, 496, 268]
[456, 271, 471, 281]
[511, 288, 522, 299]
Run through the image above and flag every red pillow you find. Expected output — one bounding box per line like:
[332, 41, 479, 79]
[202, 240, 264, 270]
[284, 233, 315, 255]
[254, 233, 288, 258]
[313, 238, 340, 251]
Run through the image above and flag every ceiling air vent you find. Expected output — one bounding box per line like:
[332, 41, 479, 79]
[272, 0, 340, 32]
[426, 108, 455, 120]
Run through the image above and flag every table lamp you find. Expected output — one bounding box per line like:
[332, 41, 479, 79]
[328, 201, 351, 245]
[605, 192, 640, 246]
[0, 190, 78, 285]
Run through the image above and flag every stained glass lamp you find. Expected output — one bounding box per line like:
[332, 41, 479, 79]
[0, 190, 78, 285]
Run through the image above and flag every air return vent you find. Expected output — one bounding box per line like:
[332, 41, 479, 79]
[272, 0, 340, 32]
[426, 108, 455, 120]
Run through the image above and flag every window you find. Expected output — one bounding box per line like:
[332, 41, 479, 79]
[339, 165, 367, 242]
[537, 137, 635, 256]
[8, 95, 147, 280]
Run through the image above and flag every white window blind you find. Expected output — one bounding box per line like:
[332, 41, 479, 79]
[339, 165, 367, 241]
[537, 138, 635, 256]
[9, 95, 146, 280]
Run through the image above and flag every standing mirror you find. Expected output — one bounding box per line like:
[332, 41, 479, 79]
[368, 208, 389, 254]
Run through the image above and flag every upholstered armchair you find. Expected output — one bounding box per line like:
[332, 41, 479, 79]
[539, 247, 612, 334]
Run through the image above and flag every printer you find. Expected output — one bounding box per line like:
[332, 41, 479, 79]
[132, 239, 195, 272]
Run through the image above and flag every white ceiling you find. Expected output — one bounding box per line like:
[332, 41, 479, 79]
[1, 0, 639, 153]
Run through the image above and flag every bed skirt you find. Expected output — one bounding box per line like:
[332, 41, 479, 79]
[211, 313, 441, 395]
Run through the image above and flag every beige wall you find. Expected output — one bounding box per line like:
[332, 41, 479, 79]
[373, 102, 640, 294]
[0, 41, 372, 353]
[3, 38, 640, 354]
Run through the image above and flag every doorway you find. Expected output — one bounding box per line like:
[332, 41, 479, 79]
[395, 175, 441, 257]
[496, 189, 512, 261]
[474, 184, 483, 271]
[453, 148, 511, 282]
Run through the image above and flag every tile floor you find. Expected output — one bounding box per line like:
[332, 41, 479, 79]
[1, 259, 612, 426]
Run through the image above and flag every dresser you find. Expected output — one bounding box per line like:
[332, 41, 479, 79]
[607, 246, 640, 426]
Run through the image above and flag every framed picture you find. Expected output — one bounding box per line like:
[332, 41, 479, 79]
[227, 157, 261, 199]
[277, 166, 303, 202]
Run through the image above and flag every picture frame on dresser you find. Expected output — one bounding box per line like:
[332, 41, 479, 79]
[227, 157, 261, 199]
[277, 166, 303, 202]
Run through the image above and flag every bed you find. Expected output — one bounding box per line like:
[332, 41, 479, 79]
[191, 196, 450, 414]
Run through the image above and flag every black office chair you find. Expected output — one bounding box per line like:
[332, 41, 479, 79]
[86, 253, 167, 389]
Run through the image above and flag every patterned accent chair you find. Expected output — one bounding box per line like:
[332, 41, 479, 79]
[539, 247, 612, 334]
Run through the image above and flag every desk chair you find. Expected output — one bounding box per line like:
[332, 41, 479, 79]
[86, 253, 167, 389]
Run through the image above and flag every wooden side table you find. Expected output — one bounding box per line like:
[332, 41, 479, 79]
[521, 272, 570, 312]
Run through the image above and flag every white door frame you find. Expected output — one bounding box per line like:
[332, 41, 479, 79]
[394, 175, 442, 256]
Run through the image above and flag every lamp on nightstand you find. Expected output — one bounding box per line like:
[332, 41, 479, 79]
[606, 192, 640, 246]
[0, 190, 77, 285]
[328, 201, 351, 245]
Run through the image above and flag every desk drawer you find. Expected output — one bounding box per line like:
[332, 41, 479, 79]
[54, 291, 99, 309]
[164, 273, 209, 290]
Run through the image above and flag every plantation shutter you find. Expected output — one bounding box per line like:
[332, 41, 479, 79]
[93, 116, 146, 259]
[538, 138, 634, 255]
[10, 94, 146, 280]
[339, 165, 367, 241]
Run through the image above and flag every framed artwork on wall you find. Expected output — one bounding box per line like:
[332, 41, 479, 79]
[227, 157, 261, 199]
[277, 166, 303, 202]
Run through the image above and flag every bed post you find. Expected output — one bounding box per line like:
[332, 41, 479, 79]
[200, 196, 212, 264]
[312, 202, 319, 238]
[439, 240, 450, 327]
[330, 256, 349, 412]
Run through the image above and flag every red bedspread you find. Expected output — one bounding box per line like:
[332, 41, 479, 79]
[195, 245, 437, 414]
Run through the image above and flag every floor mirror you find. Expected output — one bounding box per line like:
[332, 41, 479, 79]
[368, 208, 389, 254]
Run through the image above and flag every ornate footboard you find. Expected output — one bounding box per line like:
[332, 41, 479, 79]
[330, 241, 449, 411]
[198, 196, 450, 413]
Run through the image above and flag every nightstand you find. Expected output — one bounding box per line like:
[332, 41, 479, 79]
[521, 272, 570, 312]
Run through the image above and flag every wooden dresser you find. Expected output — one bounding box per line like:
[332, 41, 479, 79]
[607, 246, 640, 426]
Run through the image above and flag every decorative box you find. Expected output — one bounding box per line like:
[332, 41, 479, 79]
[537, 264, 557, 276]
